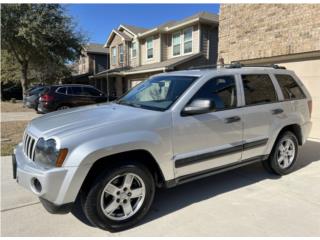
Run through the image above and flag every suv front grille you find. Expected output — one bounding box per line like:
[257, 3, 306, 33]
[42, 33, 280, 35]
[23, 132, 37, 161]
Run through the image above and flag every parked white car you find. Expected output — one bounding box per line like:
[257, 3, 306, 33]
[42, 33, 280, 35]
[13, 64, 312, 231]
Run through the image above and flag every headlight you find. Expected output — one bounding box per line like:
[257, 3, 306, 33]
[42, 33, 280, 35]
[34, 138, 68, 167]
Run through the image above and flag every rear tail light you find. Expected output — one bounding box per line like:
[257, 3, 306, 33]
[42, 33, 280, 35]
[39, 94, 54, 102]
[308, 100, 312, 118]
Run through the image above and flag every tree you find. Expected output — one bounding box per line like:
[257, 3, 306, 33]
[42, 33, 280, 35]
[1, 4, 86, 94]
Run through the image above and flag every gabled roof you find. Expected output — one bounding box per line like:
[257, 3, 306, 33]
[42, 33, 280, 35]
[119, 24, 149, 35]
[138, 11, 219, 37]
[104, 29, 133, 47]
[84, 43, 109, 54]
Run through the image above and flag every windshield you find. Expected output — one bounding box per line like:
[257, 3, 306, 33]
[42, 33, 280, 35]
[117, 75, 197, 111]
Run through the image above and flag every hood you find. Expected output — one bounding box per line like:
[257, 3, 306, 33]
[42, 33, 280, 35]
[28, 103, 159, 138]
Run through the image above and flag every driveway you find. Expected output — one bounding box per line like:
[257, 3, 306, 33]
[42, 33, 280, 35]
[1, 139, 320, 236]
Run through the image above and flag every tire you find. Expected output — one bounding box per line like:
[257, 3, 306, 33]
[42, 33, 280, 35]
[83, 163, 155, 232]
[71, 189, 95, 227]
[263, 131, 299, 175]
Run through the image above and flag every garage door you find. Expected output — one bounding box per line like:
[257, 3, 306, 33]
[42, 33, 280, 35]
[281, 59, 320, 139]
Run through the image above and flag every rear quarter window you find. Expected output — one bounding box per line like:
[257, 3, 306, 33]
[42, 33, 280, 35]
[275, 74, 306, 100]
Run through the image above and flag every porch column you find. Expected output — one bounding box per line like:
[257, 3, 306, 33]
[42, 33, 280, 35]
[115, 76, 123, 97]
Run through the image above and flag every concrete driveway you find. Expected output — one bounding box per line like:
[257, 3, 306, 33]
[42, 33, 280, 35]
[1, 140, 320, 236]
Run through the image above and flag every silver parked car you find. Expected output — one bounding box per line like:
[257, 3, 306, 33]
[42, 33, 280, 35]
[13, 65, 312, 231]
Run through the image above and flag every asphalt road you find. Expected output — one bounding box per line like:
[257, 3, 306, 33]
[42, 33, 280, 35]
[1, 140, 320, 236]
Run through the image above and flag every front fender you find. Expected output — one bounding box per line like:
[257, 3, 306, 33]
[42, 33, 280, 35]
[58, 130, 174, 204]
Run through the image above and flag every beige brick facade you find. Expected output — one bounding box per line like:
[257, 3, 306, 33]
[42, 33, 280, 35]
[218, 4, 320, 63]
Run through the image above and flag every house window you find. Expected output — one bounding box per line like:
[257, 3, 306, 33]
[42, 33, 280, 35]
[119, 44, 124, 64]
[183, 27, 193, 54]
[111, 47, 117, 65]
[131, 42, 137, 58]
[146, 37, 153, 59]
[172, 32, 181, 56]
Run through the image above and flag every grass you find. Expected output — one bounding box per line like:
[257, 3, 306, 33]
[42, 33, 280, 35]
[1, 121, 28, 156]
[1, 101, 34, 112]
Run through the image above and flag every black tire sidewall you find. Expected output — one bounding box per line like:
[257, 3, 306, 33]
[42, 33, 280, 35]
[270, 131, 299, 175]
[84, 163, 155, 232]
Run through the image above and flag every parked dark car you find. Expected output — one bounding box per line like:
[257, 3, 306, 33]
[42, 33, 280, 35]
[37, 84, 110, 113]
[23, 86, 48, 110]
[1, 85, 23, 101]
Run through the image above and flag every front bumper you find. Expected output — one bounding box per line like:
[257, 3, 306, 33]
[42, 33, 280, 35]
[13, 144, 74, 213]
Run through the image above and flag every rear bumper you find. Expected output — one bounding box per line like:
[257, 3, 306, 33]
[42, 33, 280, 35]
[301, 121, 312, 144]
[37, 102, 53, 113]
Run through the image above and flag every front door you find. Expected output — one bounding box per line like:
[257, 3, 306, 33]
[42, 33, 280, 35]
[172, 75, 243, 178]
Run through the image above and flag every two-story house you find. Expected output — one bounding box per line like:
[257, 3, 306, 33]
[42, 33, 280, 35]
[68, 43, 109, 85]
[91, 12, 219, 98]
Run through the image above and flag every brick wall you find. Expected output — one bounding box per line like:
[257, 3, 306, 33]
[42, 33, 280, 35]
[218, 4, 320, 63]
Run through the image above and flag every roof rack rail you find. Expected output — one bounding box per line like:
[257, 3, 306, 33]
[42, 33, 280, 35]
[230, 62, 286, 69]
[188, 62, 286, 70]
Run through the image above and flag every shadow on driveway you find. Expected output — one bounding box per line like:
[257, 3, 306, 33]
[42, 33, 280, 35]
[141, 140, 320, 226]
[72, 140, 320, 229]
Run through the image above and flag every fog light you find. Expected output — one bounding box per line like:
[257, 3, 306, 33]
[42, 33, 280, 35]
[31, 178, 42, 193]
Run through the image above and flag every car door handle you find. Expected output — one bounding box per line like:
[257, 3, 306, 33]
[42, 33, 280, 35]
[224, 116, 241, 123]
[271, 108, 284, 115]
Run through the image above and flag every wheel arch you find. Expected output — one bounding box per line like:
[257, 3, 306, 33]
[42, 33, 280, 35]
[79, 149, 166, 195]
[277, 124, 303, 145]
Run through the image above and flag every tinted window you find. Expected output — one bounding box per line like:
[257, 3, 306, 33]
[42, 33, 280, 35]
[242, 74, 277, 105]
[275, 74, 306, 100]
[56, 87, 66, 94]
[82, 87, 101, 97]
[190, 75, 237, 111]
[70, 87, 82, 95]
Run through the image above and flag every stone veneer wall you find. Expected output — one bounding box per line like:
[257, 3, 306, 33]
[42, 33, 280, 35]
[218, 4, 320, 63]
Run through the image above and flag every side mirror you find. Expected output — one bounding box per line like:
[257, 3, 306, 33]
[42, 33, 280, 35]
[181, 99, 214, 116]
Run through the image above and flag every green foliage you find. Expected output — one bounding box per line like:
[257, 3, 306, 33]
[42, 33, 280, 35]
[1, 4, 86, 91]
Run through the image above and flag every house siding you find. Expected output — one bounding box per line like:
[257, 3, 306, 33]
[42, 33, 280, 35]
[200, 24, 218, 64]
[109, 34, 127, 69]
[140, 34, 161, 65]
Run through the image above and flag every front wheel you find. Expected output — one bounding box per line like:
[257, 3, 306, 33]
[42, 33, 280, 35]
[83, 163, 155, 232]
[263, 131, 299, 175]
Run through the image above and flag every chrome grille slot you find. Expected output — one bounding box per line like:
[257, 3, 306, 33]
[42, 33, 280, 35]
[23, 133, 36, 161]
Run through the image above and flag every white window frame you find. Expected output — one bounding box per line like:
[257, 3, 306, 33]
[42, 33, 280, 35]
[171, 26, 193, 57]
[131, 41, 137, 59]
[119, 44, 124, 64]
[146, 37, 154, 60]
[183, 27, 193, 54]
[111, 47, 117, 65]
[172, 31, 181, 57]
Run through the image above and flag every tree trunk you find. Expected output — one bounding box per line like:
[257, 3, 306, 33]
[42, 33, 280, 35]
[20, 62, 29, 96]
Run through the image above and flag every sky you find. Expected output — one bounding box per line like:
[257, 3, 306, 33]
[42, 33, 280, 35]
[65, 4, 220, 45]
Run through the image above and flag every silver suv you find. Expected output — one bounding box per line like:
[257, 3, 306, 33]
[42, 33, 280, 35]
[13, 65, 312, 231]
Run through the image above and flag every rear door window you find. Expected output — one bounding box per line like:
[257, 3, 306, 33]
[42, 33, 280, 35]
[56, 87, 67, 95]
[242, 74, 278, 105]
[275, 74, 306, 100]
[69, 87, 82, 96]
[82, 87, 102, 97]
